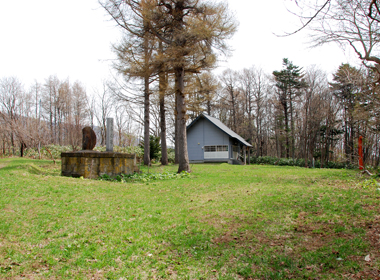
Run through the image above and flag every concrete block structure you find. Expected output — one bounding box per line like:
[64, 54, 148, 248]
[61, 151, 138, 179]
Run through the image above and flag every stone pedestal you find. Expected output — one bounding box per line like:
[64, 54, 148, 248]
[106, 118, 114, 152]
[61, 151, 139, 179]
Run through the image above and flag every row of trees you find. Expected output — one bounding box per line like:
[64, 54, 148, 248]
[213, 61, 380, 167]
[110, 59, 380, 168]
[0, 76, 140, 158]
[2, 59, 380, 168]
[0, 76, 87, 157]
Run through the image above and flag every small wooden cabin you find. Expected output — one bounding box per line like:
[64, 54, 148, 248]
[186, 113, 252, 164]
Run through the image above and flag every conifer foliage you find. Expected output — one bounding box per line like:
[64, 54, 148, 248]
[100, 0, 237, 172]
[273, 58, 308, 158]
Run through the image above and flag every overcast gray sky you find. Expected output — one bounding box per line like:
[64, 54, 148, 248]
[0, 0, 358, 91]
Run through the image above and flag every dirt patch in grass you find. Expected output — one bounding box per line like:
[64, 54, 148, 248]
[40, 164, 59, 170]
[211, 228, 240, 244]
[348, 215, 380, 279]
[366, 216, 380, 253]
[202, 206, 380, 279]
[0, 163, 8, 170]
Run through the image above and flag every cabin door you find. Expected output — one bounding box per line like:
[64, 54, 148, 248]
[232, 145, 239, 160]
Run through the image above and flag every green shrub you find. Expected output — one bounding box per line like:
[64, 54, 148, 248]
[24, 145, 72, 159]
[250, 155, 356, 170]
[139, 135, 161, 161]
[23, 145, 143, 160]
[167, 148, 175, 163]
[99, 170, 190, 183]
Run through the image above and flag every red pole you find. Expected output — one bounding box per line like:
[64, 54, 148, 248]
[358, 136, 364, 170]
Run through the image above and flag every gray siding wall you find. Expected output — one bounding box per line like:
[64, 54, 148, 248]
[230, 138, 234, 159]
[187, 118, 230, 161]
[187, 119, 205, 161]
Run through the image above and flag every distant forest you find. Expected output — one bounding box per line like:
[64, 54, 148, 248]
[1, 58, 379, 168]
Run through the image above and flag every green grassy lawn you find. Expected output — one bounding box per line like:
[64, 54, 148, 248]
[0, 158, 379, 279]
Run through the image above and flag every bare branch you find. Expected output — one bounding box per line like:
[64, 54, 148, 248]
[276, 0, 331, 37]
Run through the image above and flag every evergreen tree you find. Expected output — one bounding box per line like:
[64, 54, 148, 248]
[330, 63, 362, 163]
[140, 135, 161, 161]
[101, 0, 237, 173]
[273, 58, 308, 158]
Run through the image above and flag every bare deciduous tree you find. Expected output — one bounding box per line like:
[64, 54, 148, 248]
[289, 0, 380, 79]
[94, 81, 114, 145]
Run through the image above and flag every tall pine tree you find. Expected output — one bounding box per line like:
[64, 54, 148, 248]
[273, 58, 307, 158]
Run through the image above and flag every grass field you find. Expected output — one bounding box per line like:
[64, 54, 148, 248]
[0, 158, 379, 279]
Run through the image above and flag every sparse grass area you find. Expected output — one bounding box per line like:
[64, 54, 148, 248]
[0, 158, 379, 279]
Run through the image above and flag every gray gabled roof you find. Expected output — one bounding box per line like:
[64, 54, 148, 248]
[187, 113, 252, 147]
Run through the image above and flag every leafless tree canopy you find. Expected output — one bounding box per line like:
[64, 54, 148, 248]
[288, 0, 380, 79]
[0, 76, 139, 157]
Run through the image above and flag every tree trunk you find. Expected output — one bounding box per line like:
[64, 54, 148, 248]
[159, 70, 168, 165]
[343, 107, 349, 163]
[320, 130, 326, 169]
[11, 132, 15, 155]
[230, 88, 236, 132]
[256, 115, 260, 157]
[49, 100, 53, 142]
[158, 41, 168, 165]
[38, 142, 41, 159]
[206, 91, 211, 115]
[173, 81, 180, 165]
[20, 142, 26, 158]
[143, 74, 150, 166]
[247, 95, 253, 143]
[304, 107, 308, 168]
[349, 116, 355, 163]
[159, 96, 168, 165]
[142, 24, 151, 166]
[58, 109, 62, 146]
[275, 121, 280, 158]
[289, 93, 295, 160]
[54, 106, 57, 144]
[175, 67, 190, 173]
[281, 96, 290, 158]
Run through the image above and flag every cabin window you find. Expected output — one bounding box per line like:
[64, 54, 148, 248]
[204, 146, 216, 152]
[204, 145, 228, 152]
[217, 145, 228, 152]
[204, 145, 229, 159]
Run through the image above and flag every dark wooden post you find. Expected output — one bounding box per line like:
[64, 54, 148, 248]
[359, 136, 364, 170]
